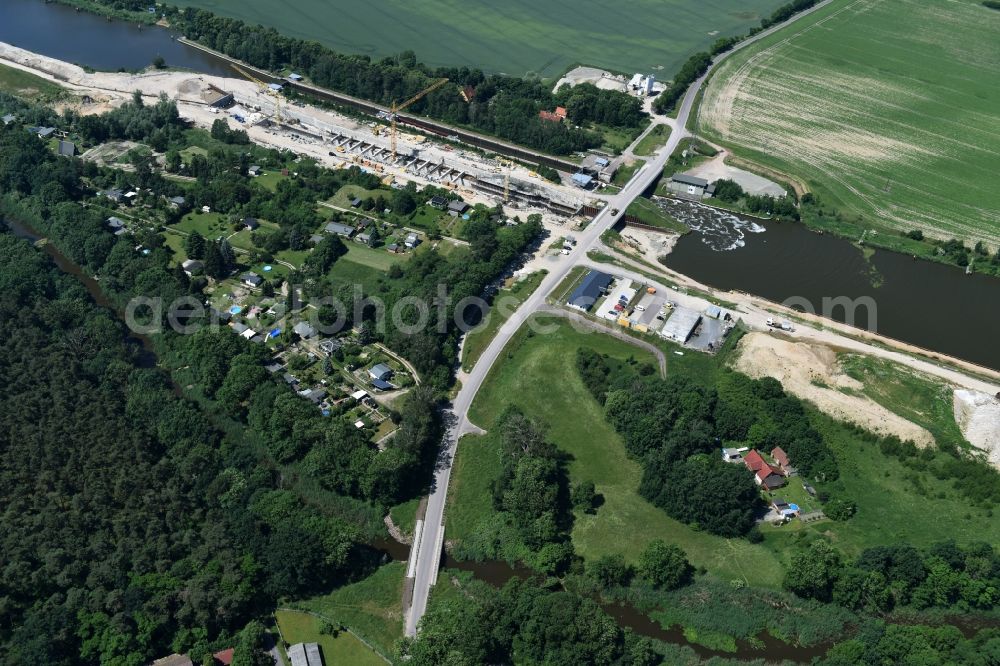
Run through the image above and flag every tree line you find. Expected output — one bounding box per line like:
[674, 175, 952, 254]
[0, 89, 542, 662]
[169, 8, 644, 155]
[579, 350, 839, 537]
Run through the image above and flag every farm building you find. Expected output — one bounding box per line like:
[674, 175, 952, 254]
[369, 363, 393, 381]
[660, 307, 701, 343]
[405, 233, 421, 248]
[57, 140, 76, 157]
[325, 221, 355, 237]
[567, 270, 613, 311]
[287, 642, 323, 666]
[721, 447, 746, 463]
[666, 173, 715, 199]
[248, 165, 261, 176]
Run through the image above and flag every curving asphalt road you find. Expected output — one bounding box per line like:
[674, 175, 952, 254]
[403, 0, 837, 637]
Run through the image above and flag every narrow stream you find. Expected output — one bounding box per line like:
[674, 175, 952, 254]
[2, 217, 159, 367]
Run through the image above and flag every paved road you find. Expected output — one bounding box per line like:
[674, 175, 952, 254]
[402, 0, 838, 637]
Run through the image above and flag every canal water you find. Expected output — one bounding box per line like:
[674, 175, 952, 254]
[658, 197, 1000, 371]
[0, 0, 233, 75]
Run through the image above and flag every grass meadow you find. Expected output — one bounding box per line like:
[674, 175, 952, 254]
[293, 562, 405, 660]
[697, 0, 1000, 245]
[172, 0, 786, 78]
[446, 317, 1000, 590]
[274, 610, 385, 666]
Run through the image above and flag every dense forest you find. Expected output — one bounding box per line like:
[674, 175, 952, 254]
[0, 85, 543, 661]
[0, 231, 375, 664]
[580, 350, 838, 537]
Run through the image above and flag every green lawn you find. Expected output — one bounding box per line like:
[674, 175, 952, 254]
[461, 271, 546, 371]
[0, 62, 65, 101]
[389, 498, 421, 539]
[342, 242, 400, 271]
[294, 562, 404, 660]
[274, 610, 384, 666]
[174, 211, 232, 239]
[329, 184, 379, 209]
[625, 197, 689, 234]
[407, 205, 447, 235]
[697, 0, 1000, 244]
[163, 230, 188, 266]
[172, 0, 787, 78]
[327, 257, 385, 286]
[595, 123, 646, 155]
[612, 161, 640, 186]
[460, 319, 786, 587]
[632, 124, 671, 157]
[254, 170, 290, 191]
[759, 414, 1000, 560]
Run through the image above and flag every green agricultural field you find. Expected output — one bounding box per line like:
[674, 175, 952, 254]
[172, 0, 787, 78]
[697, 0, 1000, 245]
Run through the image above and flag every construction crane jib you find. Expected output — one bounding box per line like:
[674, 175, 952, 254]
[390, 78, 449, 159]
[231, 64, 285, 123]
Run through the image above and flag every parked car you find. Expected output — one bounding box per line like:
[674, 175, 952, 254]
[635, 305, 646, 312]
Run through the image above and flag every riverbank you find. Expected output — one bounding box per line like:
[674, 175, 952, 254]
[52, 0, 160, 25]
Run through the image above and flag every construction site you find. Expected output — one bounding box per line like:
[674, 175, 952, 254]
[225, 70, 590, 218]
[0, 41, 601, 223]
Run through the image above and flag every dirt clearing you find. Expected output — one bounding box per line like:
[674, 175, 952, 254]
[954, 390, 1000, 466]
[733, 332, 935, 447]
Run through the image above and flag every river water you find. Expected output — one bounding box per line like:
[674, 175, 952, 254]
[658, 197, 1000, 371]
[0, 0, 233, 75]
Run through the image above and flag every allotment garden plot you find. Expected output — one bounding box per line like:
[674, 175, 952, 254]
[697, 0, 1000, 244]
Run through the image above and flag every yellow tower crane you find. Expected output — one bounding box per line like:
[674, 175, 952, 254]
[496, 158, 515, 202]
[389, 78, 449, 160]
[231, 64, 285, 124]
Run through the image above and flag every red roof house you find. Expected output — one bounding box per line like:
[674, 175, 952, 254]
[554, 106, 568, 119]
[756, 465, 786, 490]
[213, 648, 234, 666]
[771, 447, 790, 470]
[743, 449, 767, 472]
[539, 110, 561, 123]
